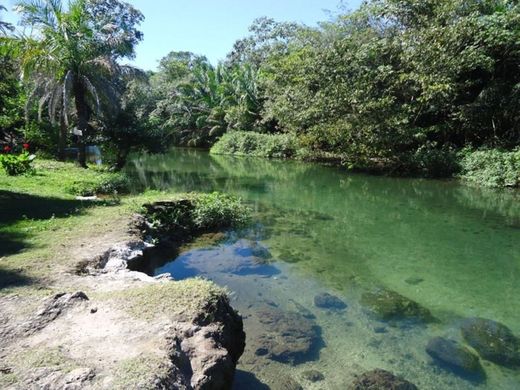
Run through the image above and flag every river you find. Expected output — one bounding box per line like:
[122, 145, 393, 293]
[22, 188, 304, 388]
[126, 148, 520, 389]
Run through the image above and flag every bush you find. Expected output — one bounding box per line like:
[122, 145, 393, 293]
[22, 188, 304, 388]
[459, 149, 520, 188]
[142, 192, 251, 241]
[66, 172, 130, 196]
[0, 150, 35, 176]
[211, 131, 298, 159]
[400, 143, 459, 178]
[191, 192, 251, 230]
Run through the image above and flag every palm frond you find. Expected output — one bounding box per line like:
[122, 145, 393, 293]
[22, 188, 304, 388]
[81, 75, 101, 114]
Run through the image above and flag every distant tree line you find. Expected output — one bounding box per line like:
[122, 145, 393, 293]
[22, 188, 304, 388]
[0, 0, 518, 180]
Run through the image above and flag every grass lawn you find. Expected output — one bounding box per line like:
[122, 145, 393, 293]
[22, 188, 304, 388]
[0, 160, 171, 295]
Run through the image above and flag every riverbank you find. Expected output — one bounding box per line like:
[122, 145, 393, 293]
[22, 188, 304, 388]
[0, 161, 246, 389]
[210, 131, 520, 189]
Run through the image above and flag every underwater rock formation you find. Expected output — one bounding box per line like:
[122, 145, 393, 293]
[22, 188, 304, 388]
[271, 375, 303, 390]
[314, 293, 347, 310]
[301, 369, 325, 382]
[461, 317, 520, 367]
[426, 337, 483, 375]
[253, 306, 321, 364]
[350, 369, 418, 390]
[361, 287, 434, 322]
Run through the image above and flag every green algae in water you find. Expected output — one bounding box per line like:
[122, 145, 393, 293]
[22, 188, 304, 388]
[126, 149, 520, 389]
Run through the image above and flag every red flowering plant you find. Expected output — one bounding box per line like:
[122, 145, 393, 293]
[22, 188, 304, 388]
[0, 142, 36, 176]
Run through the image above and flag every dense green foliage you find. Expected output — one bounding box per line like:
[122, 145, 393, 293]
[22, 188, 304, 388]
[459, 149, 520, 188]
[142, 0, 519, 183]
[150, 53, 271, 147]
[211, 131, 297, 159]
[1, 0, 519, 186]
[143, 192, 251, 241]
[0, 150, 35, 176]
[191, 192, 251, 230]
[0, 41, 25, 141]
[260, 0, 520, 173]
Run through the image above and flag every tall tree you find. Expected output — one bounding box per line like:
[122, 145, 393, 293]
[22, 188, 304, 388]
[17, 0, 143, 166]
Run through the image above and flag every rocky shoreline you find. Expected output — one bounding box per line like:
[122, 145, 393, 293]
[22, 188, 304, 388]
[0, 199, 247, 389]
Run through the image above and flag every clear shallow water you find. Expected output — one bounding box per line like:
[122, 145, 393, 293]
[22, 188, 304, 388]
[126, 148, 520, 389]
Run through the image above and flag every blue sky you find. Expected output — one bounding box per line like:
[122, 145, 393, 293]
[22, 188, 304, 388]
[2, 0, 362, 70]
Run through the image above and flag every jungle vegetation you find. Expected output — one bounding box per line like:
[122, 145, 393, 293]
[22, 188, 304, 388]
[0, 0, 519, 186]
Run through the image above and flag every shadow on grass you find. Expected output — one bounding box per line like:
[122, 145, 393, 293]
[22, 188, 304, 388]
[0, 266, 35, 290]
[0, 190, 118, 257]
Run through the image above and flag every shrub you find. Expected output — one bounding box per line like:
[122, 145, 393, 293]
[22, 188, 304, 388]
[211, 131, 298, 159]
[191, 192, 251, 230]
[142, 192, 251, 241]
[66, 172, 130, 196]
[459, 149, 520, 188]
[400, 143, 459, 178]
[0, 150, 36, 176]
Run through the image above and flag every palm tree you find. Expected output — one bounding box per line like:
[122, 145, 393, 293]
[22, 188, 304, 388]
[0, 5, 14, 35]
[16, 0, 143, 166]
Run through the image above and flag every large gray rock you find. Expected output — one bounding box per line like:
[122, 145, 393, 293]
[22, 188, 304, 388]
[253, 306, 320, 364]
[160, 295, 246, 390]
[426, 337, 483, 375]
[461, 317, 520, 367]
[361, 288, 434, 322]
[350, 369, 418, 390]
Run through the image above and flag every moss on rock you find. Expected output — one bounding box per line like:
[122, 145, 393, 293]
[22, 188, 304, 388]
[361, 287, 435, 322]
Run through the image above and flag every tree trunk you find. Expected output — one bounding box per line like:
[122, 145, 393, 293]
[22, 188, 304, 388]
[115, 147, 130, 171]
[73, 79, 89, 168]
[58, 114, 67, 161]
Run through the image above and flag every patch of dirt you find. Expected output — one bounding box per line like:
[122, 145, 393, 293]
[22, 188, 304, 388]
[0, 211, 245, 389]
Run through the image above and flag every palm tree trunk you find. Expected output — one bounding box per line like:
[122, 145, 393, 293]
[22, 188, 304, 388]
[58, 114, 67, 161]
[74, 79, 89, 168]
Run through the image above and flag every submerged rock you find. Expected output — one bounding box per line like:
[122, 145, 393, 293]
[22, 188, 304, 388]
[314, 292, 347, 310]
[301, 369, 324, 382]
[350, 369, 418, 390]
[272, 375, 303, 390]
[234, 239, 272, 261]
[361, 288, 434, 322]
[461, 317, 520, 366]
[404, 277, 424, 286]
[253, 306, 321, 364]
[289, 298, 316, 319]
[426, 337, 483, 375]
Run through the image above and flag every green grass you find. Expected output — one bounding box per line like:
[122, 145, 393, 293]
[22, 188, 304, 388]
[0, 159, 245, 297]
[0, 161, 138, 293]
[113, 356, 168, 390]
[0, 159, 237, 389]
[100, 278, 227, 321]
[0, 160, 124, 198]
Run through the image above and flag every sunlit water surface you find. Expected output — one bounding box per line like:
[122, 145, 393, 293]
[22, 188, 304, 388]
[126, 148, 520, 389]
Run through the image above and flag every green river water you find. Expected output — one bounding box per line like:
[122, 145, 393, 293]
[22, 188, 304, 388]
[126, 148, 520, 390]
